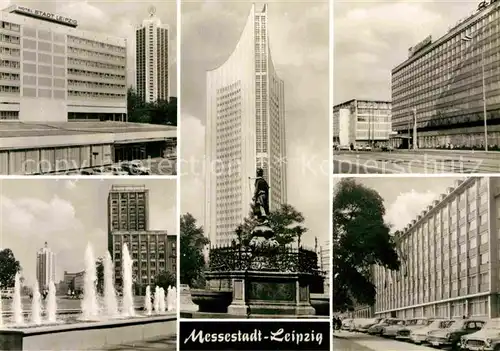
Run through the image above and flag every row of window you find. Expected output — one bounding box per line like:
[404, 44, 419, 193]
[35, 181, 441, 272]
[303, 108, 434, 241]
[68, 57, 125, 71]
[67, 90, 125, 99]
[0, 33, 19, 45]
[68, 46, 126, 63]
[68, 68, 125, 81]
[0, 21, 20, 33]
[67, 35, 125, 54]
[67, 79, 125, 91]
[0, 59, 19, 69]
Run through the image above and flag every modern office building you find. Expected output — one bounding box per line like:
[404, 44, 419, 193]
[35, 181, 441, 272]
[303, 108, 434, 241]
[332, 99, 392, 148]
[0, 5, 176, 175]
[205, 4, 287, 246]
[392, 2, 500, 148]
[374, 177, 500, 319]
[107, 185, 176, 294]
[319, 240, 331, 292]
[136, 7, 169, 103]
[36, 242, 56, 290]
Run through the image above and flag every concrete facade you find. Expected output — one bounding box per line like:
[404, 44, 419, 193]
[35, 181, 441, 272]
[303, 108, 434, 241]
[205, 4, 286, 247]
[374, 177, 500, 319]
[392, 2, 500, 148]
[333, 99, 392, 147]
[36, 242, 55, 291]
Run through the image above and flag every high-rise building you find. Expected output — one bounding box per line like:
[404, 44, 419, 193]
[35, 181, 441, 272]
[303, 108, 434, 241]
[107, 185, 176, 293]
[319, 240, 330, 292]
[36, 241, 56, 290]
[136, 6, 169, 103]
[205, 4, 287, 246]
[391, 2, 500, 148]
[374, 177, 500, 319]
[0, 4, 127, 122]
[332, 99, 392, 148]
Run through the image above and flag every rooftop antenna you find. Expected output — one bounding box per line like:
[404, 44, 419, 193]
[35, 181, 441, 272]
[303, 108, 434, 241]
[148, 5, 156, 17]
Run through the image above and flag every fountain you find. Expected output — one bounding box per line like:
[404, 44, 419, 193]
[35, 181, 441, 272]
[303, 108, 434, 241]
[144, 286, 152, 316]
[121, 244, 134, 317]
[31, 282, 42, 325]
[103, 252, 118, 317]
[13, 272, 23, 325]
[47, 281, 57, 323]
[153, 286, 160, 314]
[81, 244, 99, 320]
[0, 244, 177, 351]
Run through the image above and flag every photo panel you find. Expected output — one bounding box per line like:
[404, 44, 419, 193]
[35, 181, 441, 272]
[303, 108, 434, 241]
[0, 178, 178, 350]
[179, 0, 331, 349]
[332, 175, 498, 350]
[332, 0, 500, 174]
[0, 0, 177, 176]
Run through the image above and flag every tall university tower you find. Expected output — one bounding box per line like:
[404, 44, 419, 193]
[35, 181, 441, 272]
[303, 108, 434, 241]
[205, 4, 287, 246]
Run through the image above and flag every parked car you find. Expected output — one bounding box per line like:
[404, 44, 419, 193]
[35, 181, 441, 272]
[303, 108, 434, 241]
[80, 169, 94, 175]
[368, 318, 402, 336]
[381, 145, 394, 152]
[341, 319, 354, 331]
[427, 319, 485, 348]
[461, 318, 500, 351]
[382, 319, 408, 338]
[93, 167, 114, 176]
[410, 318, 450, 344]
[121, 160, 151, 175]
[358, 318, 383, 333]
[108, 165, 128, 176]
[396, 318, 433, 341]
[338, 145, 350, 151]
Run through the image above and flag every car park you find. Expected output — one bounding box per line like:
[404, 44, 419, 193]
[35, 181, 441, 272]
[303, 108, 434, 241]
[367, 318, 402, 336]
[383, 319, 408, 338]
[427, 319, 485, 349]
[358, 318, 383, 333]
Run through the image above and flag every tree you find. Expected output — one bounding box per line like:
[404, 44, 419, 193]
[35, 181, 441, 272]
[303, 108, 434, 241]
[127, 87, 177, 126]
[0, 248, 21, 289]
[154, 270, 176, 290]
[180, 213, 209, 288]
[332, 178, 400, 312]
[237, 203, 307, 247]
[96, 257, 104, 295]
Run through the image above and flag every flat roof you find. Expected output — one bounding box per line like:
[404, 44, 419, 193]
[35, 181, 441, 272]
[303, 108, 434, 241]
[0, 121, 176, 138]
[333, 99, 392, 108]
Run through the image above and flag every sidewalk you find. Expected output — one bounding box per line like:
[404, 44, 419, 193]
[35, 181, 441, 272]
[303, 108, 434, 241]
[333, 331, 435, 351]
[98, 335, 176, 351]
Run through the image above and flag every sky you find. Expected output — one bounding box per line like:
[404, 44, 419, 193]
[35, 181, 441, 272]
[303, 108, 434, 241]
[333, 176, 465, 231]
[180, 0, 330, 248]
[0, 0, 177, 95]
[334, 0, 482, 104]
[0, 179, 177, 286]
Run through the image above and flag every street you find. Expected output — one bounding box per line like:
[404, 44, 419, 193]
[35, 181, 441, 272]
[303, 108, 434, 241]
[333, 149, 500, 174]
[333, 331, 436, 351]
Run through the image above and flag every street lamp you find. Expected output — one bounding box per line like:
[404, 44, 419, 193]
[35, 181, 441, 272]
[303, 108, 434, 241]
[462, 32, 488, 151]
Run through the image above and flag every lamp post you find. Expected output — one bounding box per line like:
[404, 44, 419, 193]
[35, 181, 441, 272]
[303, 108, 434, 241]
[462, 33, 488, 151]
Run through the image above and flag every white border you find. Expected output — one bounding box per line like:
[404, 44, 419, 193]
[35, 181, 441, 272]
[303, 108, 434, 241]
[329, 0, 334, 337]
[176, 0, 182, 347]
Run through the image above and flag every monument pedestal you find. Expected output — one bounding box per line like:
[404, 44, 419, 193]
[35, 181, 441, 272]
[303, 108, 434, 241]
[179, 284, 199, 312]
[207, 271, 316, 316]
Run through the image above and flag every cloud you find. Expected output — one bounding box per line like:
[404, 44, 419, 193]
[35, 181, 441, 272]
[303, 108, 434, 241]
[149, 204, 177, 234]
[64, 179, 78, 190]
[0, 195, 102, 283]
[385, 190, 438, 231]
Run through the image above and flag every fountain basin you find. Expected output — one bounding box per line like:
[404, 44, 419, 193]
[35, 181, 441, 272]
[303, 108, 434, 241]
[189, 289, 232, 314]
[0, 313, 176, 350]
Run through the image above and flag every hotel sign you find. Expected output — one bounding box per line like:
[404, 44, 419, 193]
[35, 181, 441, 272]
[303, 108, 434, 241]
[12, 5, 78, 28]
[408, 35, 432, 58]
[478, 0, 499, 11]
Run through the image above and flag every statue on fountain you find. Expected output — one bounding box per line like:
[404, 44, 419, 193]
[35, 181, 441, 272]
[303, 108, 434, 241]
[249, 168, 277, 248]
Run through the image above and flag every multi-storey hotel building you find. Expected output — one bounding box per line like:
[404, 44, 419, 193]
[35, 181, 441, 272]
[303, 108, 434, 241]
[136, 8, 169, 103]
[36, 241, 56, 291]
[375, 177, 500, 319]
[107, 185, 176, 293]
[332, 99, 392, 148]
[0, 5, 176, 175]
[205, 4, 287, 246]
[392, 1, 500, 148]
